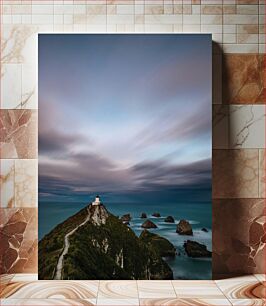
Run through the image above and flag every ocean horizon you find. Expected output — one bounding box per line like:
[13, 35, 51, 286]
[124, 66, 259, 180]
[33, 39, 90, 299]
[39, 199, 212, 280]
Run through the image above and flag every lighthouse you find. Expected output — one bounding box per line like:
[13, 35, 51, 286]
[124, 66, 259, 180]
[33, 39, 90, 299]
[92, 195, 101, 206]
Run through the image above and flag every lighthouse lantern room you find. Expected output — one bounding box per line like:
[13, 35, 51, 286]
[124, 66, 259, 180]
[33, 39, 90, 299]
[92, 195, 101, 206]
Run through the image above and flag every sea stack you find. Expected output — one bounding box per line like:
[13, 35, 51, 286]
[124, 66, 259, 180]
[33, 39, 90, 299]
[176, 219, 193, 235]
[121, 213, 131, 222]
[141, 220, 158, 229]
[165, 216, 175, 223]
[184, 240, 212, 258]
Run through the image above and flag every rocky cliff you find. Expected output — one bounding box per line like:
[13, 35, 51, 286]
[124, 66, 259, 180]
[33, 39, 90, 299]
[39, 203, 173, 280]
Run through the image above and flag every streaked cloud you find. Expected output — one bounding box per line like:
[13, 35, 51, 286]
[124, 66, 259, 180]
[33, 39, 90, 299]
[39, 34, 212, 201]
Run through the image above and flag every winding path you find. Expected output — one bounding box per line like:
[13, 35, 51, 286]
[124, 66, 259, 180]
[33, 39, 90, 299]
[54, 209, 90, 280]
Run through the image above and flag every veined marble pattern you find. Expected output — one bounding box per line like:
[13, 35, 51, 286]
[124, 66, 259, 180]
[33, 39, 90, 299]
[216, 276, 265, 299]
[139, 298, 232, 305]
[229, 300, 266, 306]
[1, 25, 37, 65]
[0, 208, 37, 274]
[1, 64, 22, 110]
[1, 281, 99, 299]
[0, 25, 38, 108]
[229, 105, 265, 149]
[0, 110, 37, 159]
[213, 105, 229, 149]
[0, 159, 37, 208]
[213, 199, 266, 277]
[1, 276, 266, 305]
[213, 149, 259, 198]
[96, 299, 139, 305]
[0, 159, 15, 208]
[137, 281, 176, 298]
[258, 150, 265, 198]
[98, 281, 138, 299]
[14, 160, 37, 207]
[172, 281, 225, 298]
[254, 275, 266, 283]
[223, 54, 264, 104]
[0, 274, 14, 295]
[0, 299, 96, 306]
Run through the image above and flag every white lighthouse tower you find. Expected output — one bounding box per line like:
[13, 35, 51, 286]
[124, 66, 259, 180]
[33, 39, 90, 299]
[92, 195, 101, 206]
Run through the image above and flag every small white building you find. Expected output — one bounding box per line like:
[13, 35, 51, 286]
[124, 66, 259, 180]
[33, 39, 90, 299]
[92, 195, 101, 206]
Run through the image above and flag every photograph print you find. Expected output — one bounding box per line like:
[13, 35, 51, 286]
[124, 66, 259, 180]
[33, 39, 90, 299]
[38, 34, 212, 280]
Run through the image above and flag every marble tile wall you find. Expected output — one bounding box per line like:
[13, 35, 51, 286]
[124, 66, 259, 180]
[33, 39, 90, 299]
[0, 0, 265, 278]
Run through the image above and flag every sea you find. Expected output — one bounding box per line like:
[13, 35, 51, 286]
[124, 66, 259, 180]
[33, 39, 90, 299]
[39, 200, 212, 280]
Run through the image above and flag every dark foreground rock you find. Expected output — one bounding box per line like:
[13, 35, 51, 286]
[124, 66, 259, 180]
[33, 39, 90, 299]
[141, 220, 158, 229]
[201, 228, 208, 232]
[152, 213, 161, 217]
[184, 240, 212, 258]
[140, 230, 176, 258]
[39, 203, 173, 280]
[176, 219, 193, 235]
[164, 216, 175, 223]
[140, 213, 147, 219]
[121, 214, 131, 222]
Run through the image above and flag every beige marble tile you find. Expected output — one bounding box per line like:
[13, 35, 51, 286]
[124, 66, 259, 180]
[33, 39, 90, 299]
[0, 274, 14, 295]
[96, 299, 139, 305]
[201, 5, 223, 15]
[15, 159, 37, 208]
[236, 4, 259, 15]
[0, 299, 96, 305]
[98, 281, 138, 299]
[139, 298, 232, 305]
[11, 274, 38, 282]
[258, 150, 265, 198]
[1, 25, 38, 65]
[21, 63, 37, 109]
[229, 105, 265, 149]
[254, 274, 266, 283]
[215, 276, 265, 299]
[172, 281, 225, 299]
[237, 25, 259, 34]
[137, 281, 176, 298]
[1, 281, 99, 299]
[0, 159, 15, 208]
[1, 64, 22, 109]
[229, 299, 266, 305]
[222, 43, 258, 53]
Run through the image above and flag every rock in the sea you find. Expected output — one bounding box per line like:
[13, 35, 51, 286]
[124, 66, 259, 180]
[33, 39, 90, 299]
[152, 213, 161, 217]
[176, 219, 193, 235]
[140, 213, 147, 219]
[121, 214, 131, 222]
[39, 203, 173, 280]
[140, 230, 176, 258]
[201, 228, 208, 232]
[164, 216, 175, 223]
[184, 240, 212, 258]
[141, 220, 158, 229]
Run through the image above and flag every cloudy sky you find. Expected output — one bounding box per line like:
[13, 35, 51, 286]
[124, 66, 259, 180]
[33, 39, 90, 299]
[39, 34, 212, 204]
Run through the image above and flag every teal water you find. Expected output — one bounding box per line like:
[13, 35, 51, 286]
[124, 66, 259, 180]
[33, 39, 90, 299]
[39, 201, 212, 280]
